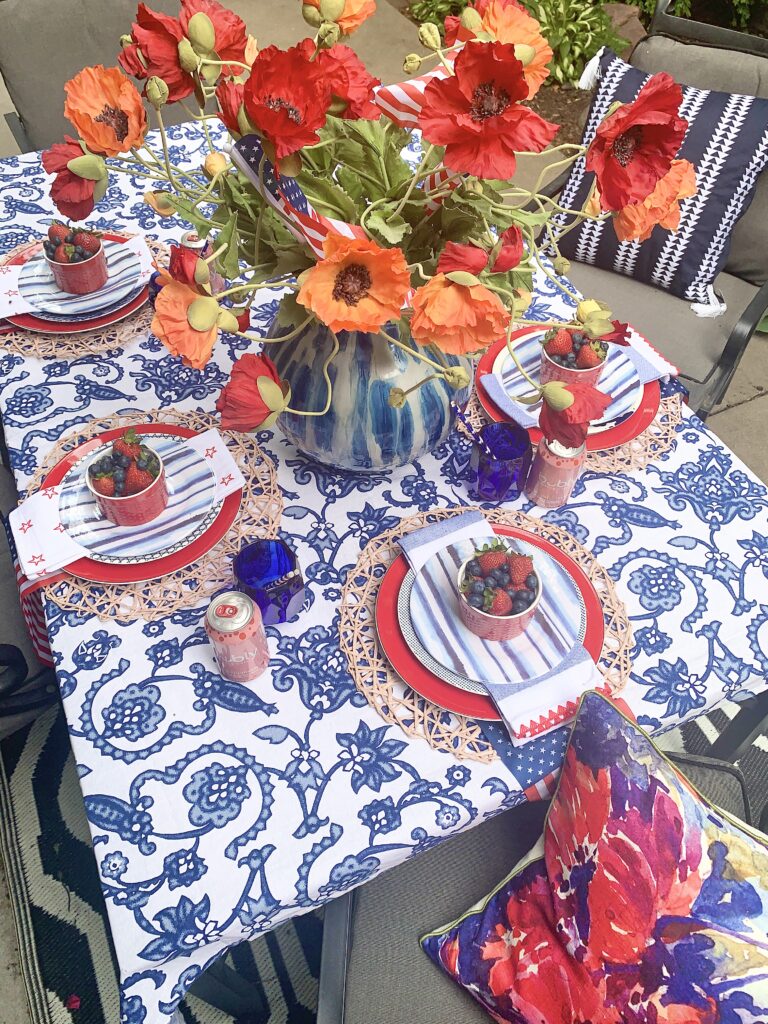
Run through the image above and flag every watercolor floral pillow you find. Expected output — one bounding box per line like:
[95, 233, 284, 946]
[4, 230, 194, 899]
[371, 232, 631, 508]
[422, 691, 768, 1022]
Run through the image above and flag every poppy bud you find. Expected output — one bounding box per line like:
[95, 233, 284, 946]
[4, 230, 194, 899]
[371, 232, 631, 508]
[514, 43, 536, 67]
[144, 191, 175, 216]
[403, 53, 422, 74]
[93, 176, 109, 204]
[187, 296, 221, 331]
[217, 309, 240, 333]
[119, 34, 134, 49]
[317, 21, 341, 45]
[443, 366, 470, 389]
[187, 11, 216, 55]
[146, 77, 169, 110]
[319, 0, 346, 20]
[257, 375, 290, 414]
[236, 106, 255, 137]
[445, 270, 480, 287]
[329, 96, 348, 116]
[464, 177, 484, 195]
[278, 152, 303, 178]
[245, 35, 259, 66]
[388, 387, 407, 409]
[302, 3, 323, 27]
[194, 258, 211, 286]
[203, 152, 228, 178]
[177, 38, 199, 73]
[200, 59, 220, 85]
[66, 153, 107, 181]
[418, 23, 442, 51]
[459, 7, 483, 31]
[541, 382, 574, 411]
[553, 256, 570, 275]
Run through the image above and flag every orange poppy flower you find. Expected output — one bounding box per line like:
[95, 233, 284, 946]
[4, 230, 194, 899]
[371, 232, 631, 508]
[410, 274, 510, 355]
[152, 281, 218, 369]
[64, 66, 147, 157]
[303, 0, 376, 35]
[297, 235, 410, 334]
[445, 1, 552, 98]
[613, 159, 697, 242]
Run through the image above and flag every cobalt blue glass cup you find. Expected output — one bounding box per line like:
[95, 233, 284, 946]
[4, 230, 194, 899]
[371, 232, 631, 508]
[469, 421, 533, 503]
[234, 539, 305, 625]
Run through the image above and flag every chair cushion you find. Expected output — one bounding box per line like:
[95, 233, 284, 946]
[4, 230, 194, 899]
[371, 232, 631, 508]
[631, 35, 768, 287]
[422, 692, 768, 1023]
[554, 49, 768, 307]
[566, 261, 758, 387]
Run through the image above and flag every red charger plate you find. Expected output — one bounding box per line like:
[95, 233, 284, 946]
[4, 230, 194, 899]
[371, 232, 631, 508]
[3, 234, 149, 334]
[375, 524, 605, 721]
[43, 424, 242, 585]
[476, 327, 661, 453]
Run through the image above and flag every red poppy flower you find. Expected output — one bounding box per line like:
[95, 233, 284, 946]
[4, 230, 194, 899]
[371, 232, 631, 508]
[586, 72, 687, 212]
[216, 80, 245, 136]
[243, 44, 331, 161]
[436, 241, 488, 275]
[216, 352, 290, 430]
[41, 135, 97, 220]
[539, 381, 612, 448]
[445, 0, 525, 43]
[119, 4, 190, 103]
[179, 0, 248, 73]
[166, 243, 203, 290]
[317, 45, 381, 120]
[494, 226, 523, 272]
[419, 41, 558, 179]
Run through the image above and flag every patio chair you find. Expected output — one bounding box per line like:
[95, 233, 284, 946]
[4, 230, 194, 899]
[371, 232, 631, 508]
[314, 750, 754, 1024]
[550, 0, 768, 419]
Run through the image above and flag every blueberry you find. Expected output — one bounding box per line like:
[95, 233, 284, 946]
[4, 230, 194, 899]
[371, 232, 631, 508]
[566, 354, 576, 365]
[471, 580, 485, 595]
[468, 559, 481, 575]
[571, 332, 584, 344]
[498, 572, 510, 585]
[119, 454, 130, 468]
[512, 599, 527, 615]
[525, 573, 537, 590]
[468, 594, 484, 609]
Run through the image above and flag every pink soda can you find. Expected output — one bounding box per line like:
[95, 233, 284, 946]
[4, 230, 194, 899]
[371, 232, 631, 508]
[205, 591, 269, 682]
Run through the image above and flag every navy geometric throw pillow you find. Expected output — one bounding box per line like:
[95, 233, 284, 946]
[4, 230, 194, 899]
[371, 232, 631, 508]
[554, 50, 768, 310]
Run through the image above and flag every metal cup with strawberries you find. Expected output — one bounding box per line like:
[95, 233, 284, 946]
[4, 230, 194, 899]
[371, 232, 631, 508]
[43, 223, 108, 295]
[86, 429, 168, 527]
[457, 541, 542, 642]
[539, 327, 607, 388]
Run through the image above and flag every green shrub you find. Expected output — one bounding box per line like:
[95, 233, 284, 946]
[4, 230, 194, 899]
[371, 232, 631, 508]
[408, 0, 626, 86]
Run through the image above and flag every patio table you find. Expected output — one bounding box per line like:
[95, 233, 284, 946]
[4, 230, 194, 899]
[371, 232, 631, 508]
[1, 124, 768, 1024]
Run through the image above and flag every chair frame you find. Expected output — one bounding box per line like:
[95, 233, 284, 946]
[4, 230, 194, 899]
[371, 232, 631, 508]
[542, 0, 768, 419]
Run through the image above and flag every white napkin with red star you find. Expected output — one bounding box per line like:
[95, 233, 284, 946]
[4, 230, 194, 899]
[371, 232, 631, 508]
[10, 429, 243, 581]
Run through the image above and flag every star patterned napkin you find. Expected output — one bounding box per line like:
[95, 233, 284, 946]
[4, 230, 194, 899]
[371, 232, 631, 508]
[0, 235, 154, 319]
[398, 512, 605, 745]
[10, 429, 243, 581]
[480, 326, 678, 428]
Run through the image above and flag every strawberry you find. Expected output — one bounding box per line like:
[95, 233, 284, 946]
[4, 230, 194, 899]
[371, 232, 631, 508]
[91, 475, 115, 497]
[48, 222, 70, 245]
[486, 589, 513, 616]
[576, 344, 603, 369]
[53, 243, 74, 264]
[545, 328, 573, 357]
[113, 429, 142, 461]
[125, 463, 154, 495]
[508, 554, 534, 587]
[71, 231, 101, 255]
[477, 550, 508, 577]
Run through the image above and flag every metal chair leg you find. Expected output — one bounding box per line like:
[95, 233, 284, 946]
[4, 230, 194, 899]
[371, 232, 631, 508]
[316, 892, 354, 1024]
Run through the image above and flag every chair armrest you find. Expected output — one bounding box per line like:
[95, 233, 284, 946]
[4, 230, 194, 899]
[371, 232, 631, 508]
[316, 891, 354, 1024]
[695, 278, 768, 418]
[537, 168, 572, 201]
[0, 643, 28, 698]
[3, 112, 31, 154]
[668, 751, 751, 825]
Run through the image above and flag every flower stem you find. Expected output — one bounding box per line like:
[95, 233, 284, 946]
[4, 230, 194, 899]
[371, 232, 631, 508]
[390, 144, 435, 219]
[379, 328, 445, 371]
[283, 329, 340, 417]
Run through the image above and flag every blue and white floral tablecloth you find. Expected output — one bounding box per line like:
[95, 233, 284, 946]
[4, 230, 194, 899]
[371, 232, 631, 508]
[1, 125, 768, 1024]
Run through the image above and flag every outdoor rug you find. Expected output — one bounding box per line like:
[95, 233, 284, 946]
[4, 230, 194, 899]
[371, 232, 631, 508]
[0, 704, 322, 1024]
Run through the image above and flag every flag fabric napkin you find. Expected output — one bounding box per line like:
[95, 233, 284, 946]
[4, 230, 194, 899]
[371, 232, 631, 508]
[479, 326, 678, 427]
[397, 511, 606, 745]
[10, 429, 243, 581]
[0, 235, 154, 319]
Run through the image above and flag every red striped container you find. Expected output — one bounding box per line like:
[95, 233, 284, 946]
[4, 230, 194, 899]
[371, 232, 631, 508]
[45, 244, 108, 295]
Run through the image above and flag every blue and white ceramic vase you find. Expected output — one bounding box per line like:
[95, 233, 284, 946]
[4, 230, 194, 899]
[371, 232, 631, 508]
[267, 316, 472, 473]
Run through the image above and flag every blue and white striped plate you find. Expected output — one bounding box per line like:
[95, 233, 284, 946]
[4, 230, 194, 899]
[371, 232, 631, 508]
[401, 537, 586, 694]
[491, 331, 642, 434]
[58, 434, 220, 565]
[18, 240, 143, 318]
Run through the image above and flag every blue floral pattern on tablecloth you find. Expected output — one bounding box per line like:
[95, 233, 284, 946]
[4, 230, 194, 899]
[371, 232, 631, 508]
[1, 124, 768, 1024]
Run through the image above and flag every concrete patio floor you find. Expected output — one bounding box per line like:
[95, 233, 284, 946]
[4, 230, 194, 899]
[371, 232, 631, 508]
[0, 3, 767, 1020]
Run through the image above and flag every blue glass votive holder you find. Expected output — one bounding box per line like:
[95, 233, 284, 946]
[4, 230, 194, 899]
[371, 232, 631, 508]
[234, 539, 305, 625]
[468, 421, 533, 503]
